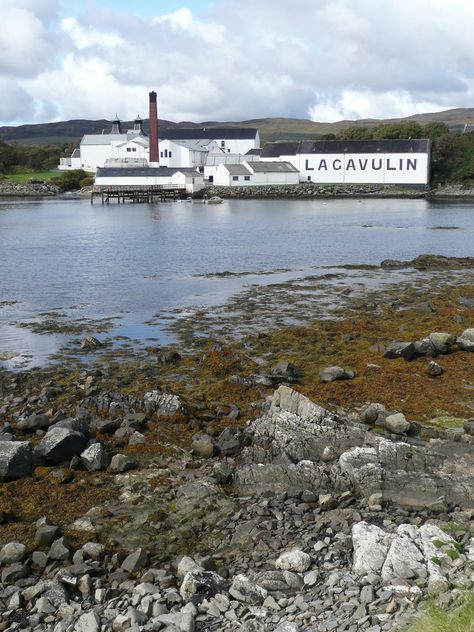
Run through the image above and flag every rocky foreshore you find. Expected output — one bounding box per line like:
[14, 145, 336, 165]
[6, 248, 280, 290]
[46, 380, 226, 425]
[201, 184, 427, 199]
[0, 370, 473, 631]
[0, 181, 60, 197]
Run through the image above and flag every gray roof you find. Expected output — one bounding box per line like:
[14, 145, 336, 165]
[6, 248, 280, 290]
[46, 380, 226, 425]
[160, 127, 259, 140]
[71, 147, 80, 157]
[245, 148, 262, 155]
[223, 164, 251, 175]
[81, 131, 143, 145]
[298, 139, 431, 154]
[96, 167, 177, 177]
[260, 142, 299, 158]
[247, 161, 298, 173]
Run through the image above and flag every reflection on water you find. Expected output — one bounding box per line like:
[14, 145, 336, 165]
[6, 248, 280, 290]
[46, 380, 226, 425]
[1, 196, 473, 367]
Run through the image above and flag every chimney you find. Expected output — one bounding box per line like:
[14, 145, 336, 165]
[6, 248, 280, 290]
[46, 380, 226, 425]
[149, 91, 159, 165]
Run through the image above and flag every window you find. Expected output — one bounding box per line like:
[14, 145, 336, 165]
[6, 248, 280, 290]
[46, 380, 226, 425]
[209, 175, 214, 183]
[164, 149, 168, 158]
[228, 149, 231, 153]
[127, 148, 131, 152]
[169, 151, 172, 158]
[160, 151, 164, 158]
[232, 175, 239, 181]
[132, 148, 136, 152]
[244, 175, 250, 181]
[307, 176, 312, 181]
[221, 140, 225, 147]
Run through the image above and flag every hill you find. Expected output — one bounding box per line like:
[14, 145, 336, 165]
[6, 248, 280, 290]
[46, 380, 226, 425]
[2, 108, 474, 146]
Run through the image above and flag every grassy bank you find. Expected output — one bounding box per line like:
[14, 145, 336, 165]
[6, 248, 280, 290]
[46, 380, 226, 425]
[407, 594, 474, 632]
[3, 170, 60, 183]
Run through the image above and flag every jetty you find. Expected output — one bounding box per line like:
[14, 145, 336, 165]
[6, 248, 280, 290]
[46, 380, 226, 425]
[91, 184, 186, 204]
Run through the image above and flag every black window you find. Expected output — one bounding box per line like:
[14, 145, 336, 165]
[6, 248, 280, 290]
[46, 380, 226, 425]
[232, 175, 239, 181]
[126, 148, 131, 152]
[244, 175, 250, 181]
[169, 151, 172, 158]
[307, 176, 311, 181]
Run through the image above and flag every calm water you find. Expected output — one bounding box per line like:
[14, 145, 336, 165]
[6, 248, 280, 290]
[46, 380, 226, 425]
[1, 196, 473, 367]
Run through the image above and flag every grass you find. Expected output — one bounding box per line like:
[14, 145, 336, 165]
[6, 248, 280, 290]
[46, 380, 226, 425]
[407, 594, 474, 632]
[4, 170, 60, 183]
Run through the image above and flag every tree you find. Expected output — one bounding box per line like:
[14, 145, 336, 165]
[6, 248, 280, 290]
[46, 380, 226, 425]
[423, 122, 450, 139]
[337, 126, 373, 140]
[373, 122, 424, 139]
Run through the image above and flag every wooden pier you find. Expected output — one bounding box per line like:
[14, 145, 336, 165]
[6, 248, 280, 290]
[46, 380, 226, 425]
[91, 184, 186, 204]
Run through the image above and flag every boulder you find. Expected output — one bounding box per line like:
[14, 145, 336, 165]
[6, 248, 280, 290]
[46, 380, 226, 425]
[0, 542, 27, 565]
[215, 427, 242, 456]
[80, 336, 103, 350]
[17, 414, 51, 432]
[352, 522, 392, 576]
[157, 350, 182, 365]
[428, 332, 456, 354]
[270, 360, 299, 381]
[143, 390, 185, 416]
[80, 443, 108, 470]
[360, 403, 387, 425]
[229, 574, 268, 604]
[36, 427, 87, 464]
[275, 549, 311, 573]
[319, 366, 355, 383]
[74, 611, 101, 632]
[155, 612, 194, 632]
[47, 537, 72, 561]
[191, 434, 216, 459]
[384, 341, 416, 361]
[464, 420, 474, 436]
[457, 328, 474, 351]
[0, 441, 35, 480]
[427, 361, 444, 377]
[180, 570, 227, 604]
[109, 453, 137, 473]
[385, 413, 410, 434]
[121, 548, 147, 573]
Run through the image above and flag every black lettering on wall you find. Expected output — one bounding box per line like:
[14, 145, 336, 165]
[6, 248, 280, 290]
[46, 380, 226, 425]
[407, 158, 417, 171]
[346, 159, 356, 170]
[372, 158, 383, 170]
[333, 159, 342, 170]
[318, 159, 328, 171]
[358, 159, 368, 170]
[386, 159, 396, 171]
[305, 159, 314, 171]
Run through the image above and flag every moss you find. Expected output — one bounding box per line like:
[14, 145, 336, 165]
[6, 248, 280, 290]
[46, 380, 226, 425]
[407, 593, 474, 632]
[431, 556, 442, 566]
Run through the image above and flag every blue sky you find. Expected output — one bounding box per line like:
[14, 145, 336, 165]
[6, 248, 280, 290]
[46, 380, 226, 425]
[2, 0, 474, 125]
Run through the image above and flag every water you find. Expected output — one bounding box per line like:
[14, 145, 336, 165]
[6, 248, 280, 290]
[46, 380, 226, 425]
[1, 196, 473, 367]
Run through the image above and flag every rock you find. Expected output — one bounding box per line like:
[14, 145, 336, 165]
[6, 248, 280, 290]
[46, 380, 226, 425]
[109, 453, 137, 473]
[463, 420, 474, 436]
[74, 611, 101, 632]
[180, 570, 227, 604]
[2, 562, 29, 583]
[91, 418, 119, 434]
[274, 624, 299, 632]
[80, 336, 103, 350]
[17, 414, 51, 432]
[81, 542, 105, 561]
[271, 360, 299, 380]
[385, 413, 411, 434]
[80, 443, 108, 470]
[229, 574, 267, 604]
[128, 431, 146, 445]
[457, 328, 474, 351]
[275, 549, 311, 573]
[319, 493, 337, 510]
[427, 361, 444, 377]
[0, 542, 26, 565]
[155, 612, 194, 632]
[121, 548, 147, 573]
[384, 341, 416, 361]
[191, 434, 216, 459]
[321, 445, 337, 462]
[360, 403, 387, 425]
[428, 332, 456, 354]
[157, 350, 182, 365]
[35, 524, 60, 547]
[36, 427, 87, 464]
[319, 365, 355, 383]
[215, 427, 242, 456]
[143, 390, 185, 416]
[0, 441, 35, 480]
[48, 537, 72, 561]
[352, 522, 392, 576]
[177, 557, 203, 580]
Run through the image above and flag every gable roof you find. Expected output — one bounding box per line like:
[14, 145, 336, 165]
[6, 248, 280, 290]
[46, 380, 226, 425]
[96, 167, 177, 177]
[260, 142, 299, 158]
[246, 161, 298, 173]
[298, 139, 431, 154]
[160, 127, 259, 141]
[222, 163, 252, 175]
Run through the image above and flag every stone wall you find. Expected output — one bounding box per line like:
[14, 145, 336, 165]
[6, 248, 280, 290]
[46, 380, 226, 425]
[199, 183, 428, 199]
[0, 180, 60, 197]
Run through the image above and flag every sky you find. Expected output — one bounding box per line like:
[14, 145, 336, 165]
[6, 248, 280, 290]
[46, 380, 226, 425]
[1, 0, 474, 126]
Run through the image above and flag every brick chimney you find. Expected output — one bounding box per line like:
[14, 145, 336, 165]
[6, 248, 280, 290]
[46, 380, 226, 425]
[149, 91, 159, 165]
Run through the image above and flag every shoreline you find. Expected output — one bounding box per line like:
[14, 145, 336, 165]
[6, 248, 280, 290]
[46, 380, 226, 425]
[3, 182, 474, 200]
[0, 261, 473, 630]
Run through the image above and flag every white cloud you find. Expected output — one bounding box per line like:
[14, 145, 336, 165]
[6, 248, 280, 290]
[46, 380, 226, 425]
[2, 0, 474, 125]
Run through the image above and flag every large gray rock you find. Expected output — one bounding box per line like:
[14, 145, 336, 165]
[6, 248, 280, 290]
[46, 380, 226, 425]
[155, 612, 194, 632]
[0, 441, 35, 480]
[428, 332, 456, 354]
[109, 453, 136, 473]
[80, 443, 108, 470]
[229, 574, 267, 604]
[385, 413, 411, 434]
[275, 549, 311, 573]
[74, 611, 100, 632]
[319, 366, 355, 383]
[457, 328, 474, 351]
[180, 570, 227, 604]
[17, 414, 51, 432]
[36, 427, 87, 464]
[352, 522, 391, 576]
[143, 390, 186, 416]
[0, 542, 27, 565]
[384, 341, 416, 361]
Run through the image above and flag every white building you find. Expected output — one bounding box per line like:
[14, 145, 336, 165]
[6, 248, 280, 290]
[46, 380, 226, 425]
[213, 161, 299, 187]
[95, 167, 205, 194]
[60, 120, 260, 174]
[260, 139, 431, 185]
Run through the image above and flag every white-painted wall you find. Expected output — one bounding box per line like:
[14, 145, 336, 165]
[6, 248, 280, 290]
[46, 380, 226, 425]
[286, 152, 429, 184]
[94, 171, 204, 193]
[213, 164, 250, 186]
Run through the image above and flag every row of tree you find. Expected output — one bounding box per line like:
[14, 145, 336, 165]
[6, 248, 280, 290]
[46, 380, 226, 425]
[0, 141, 75, 174]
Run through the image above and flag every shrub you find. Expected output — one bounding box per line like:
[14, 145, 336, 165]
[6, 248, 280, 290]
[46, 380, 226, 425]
[80, 176, 94, 188]
[51, 169, 89, 192]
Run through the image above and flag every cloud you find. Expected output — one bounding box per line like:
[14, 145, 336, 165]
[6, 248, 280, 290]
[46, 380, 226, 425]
[3, 0, 474, 125]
